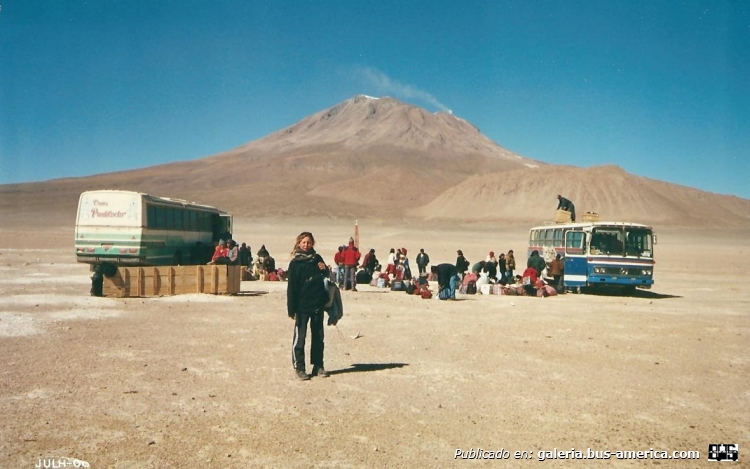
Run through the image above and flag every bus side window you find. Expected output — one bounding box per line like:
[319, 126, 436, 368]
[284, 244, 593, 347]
[565, 231, 585, 255]
[189, 212, 197, 231]
[147, 206, 156, 228]
[154, 207, 166, 229]
[554, 229, 563, 247]
[174, 209, 184, 230]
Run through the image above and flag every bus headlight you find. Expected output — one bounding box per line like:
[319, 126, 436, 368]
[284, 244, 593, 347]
[593, 267, 605, 274]
[641, 269, 652, 276]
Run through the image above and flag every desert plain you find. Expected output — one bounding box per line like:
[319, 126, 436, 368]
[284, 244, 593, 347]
[1, 216, 748, 468]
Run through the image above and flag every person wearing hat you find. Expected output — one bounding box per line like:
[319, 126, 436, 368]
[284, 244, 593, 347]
[556, 195, 576, 222]
[208, 239, 229, 265]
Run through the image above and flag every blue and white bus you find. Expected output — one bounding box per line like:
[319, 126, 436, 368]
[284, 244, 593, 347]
[528, 222, 656, 294]
[75, 190, 232, 267]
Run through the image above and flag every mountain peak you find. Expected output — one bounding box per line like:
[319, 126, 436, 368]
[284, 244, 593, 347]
[245, 95, 503, 159]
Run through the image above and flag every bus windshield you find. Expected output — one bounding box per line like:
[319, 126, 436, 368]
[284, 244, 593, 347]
[624, 227, 653, 258]
[589, 226, 653, 257]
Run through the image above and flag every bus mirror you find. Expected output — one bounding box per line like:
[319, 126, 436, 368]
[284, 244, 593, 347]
[653, 234, 657, 245]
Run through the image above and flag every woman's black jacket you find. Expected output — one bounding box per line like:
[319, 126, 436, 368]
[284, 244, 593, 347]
[287, 253, 330, 317]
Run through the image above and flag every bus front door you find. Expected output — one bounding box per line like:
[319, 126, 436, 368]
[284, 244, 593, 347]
[564, 231, 588, 288]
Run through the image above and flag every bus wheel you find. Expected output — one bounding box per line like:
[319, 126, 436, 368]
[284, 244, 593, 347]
[173, 252, 183, 266]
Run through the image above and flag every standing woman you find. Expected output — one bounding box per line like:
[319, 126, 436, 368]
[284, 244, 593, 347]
[456, 249, 469, 278]
[287, 232, 331, 380]
[497, 253, 507, 283]
[506, 249, 516, 281]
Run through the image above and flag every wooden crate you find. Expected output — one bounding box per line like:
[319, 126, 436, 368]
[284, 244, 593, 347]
[582, 211, 600, 222]
[102, 265, 241, 298]
[554, 209, 572, 224]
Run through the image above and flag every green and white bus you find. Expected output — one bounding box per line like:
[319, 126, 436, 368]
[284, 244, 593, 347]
[75, 190, 232, 267]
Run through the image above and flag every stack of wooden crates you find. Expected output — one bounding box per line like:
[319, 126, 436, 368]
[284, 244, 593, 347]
[102, 265, 242, 298]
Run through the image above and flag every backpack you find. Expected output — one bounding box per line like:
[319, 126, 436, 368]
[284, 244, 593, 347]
[405, 283, 416, 295]
[466, 280, 477, 295]
[421, 288, 433, 299]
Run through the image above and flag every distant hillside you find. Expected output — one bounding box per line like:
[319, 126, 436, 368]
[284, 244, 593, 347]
[1, 95, 748, 228]
[413, 165, 750, 227]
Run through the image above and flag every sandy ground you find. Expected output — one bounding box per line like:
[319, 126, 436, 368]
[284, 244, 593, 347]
[0, 219, 748, 468]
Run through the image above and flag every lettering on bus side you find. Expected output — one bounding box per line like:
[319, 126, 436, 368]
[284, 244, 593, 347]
[90, 208, 127, 218]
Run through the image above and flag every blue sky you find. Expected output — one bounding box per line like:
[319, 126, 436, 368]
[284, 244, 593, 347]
[1, 1, 748, 198]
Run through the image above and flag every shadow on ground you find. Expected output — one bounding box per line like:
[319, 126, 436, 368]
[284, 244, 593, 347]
[235, 291, 269, 297]
[330, 363, 408, 375]
[579, 287, 681, 299]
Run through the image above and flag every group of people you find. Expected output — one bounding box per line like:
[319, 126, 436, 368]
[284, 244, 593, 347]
[235, 195, 581, 381]
[521, 250, 565, 296]
[207, 239, 286, 281]
[285, 228, 576, 380]
[207, 239, 240, 265]
[462, 249, 517, 282]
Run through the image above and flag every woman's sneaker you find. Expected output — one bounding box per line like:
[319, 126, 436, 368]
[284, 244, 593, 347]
[295, 369, 311, 381]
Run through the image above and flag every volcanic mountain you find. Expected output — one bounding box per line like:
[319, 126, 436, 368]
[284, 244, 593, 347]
[1, 95, 749, 228]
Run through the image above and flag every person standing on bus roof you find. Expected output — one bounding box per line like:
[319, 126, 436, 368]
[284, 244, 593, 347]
[287, 231, 331, 381]
[556, 195, 576, 222]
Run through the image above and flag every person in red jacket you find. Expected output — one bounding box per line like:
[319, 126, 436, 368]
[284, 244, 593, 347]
[521, 266, 539, 296]
[342, 237, 361, 291]
[333, 245, 345, 288]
